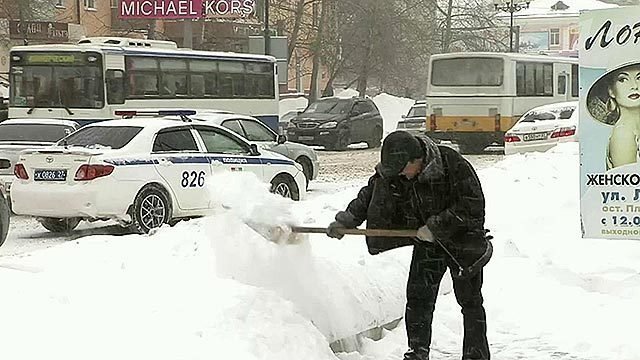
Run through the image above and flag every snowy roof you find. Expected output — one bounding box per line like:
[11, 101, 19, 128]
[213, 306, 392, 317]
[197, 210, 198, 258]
[496, 0, 617, 19]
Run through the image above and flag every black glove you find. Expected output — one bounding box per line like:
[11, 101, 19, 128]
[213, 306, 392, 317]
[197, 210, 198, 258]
[326, 221, 347, 239]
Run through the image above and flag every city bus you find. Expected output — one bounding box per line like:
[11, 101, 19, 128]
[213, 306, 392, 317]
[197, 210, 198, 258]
[426, 52, 578, 153]
[8, 37, 280, 130]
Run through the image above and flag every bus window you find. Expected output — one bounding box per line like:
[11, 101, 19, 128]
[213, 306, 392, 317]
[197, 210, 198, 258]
[246, 62, 274, 98]
[516, 62, 553, 96]
[106, 70, 125, 105]
[431, 57, 503, 86]
[219, 61, 245, 97]
[129, 72, 159, 96]
[189, 60, 218, 97]
[159, 59, 188, 96]
[126, 57, 159, 97]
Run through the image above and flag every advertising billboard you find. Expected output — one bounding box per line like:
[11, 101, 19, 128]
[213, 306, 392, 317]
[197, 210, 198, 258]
[119, 0, 255, 19]
[580, 6, 640, 239]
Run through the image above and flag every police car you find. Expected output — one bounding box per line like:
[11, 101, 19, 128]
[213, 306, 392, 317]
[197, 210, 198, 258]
[11, 111, 306, 234]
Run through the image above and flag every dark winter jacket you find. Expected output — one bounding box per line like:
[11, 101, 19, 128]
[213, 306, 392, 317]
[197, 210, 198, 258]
[335, 134, 492, 277]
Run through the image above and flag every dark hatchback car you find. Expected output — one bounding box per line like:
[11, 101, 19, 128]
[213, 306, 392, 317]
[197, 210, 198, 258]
[286, 97, 383, 150]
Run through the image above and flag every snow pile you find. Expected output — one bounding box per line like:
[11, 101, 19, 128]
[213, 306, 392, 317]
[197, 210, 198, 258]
[0, 171, 409, 360]
[280, 97, 308, 116]
[372, 93, 415, 135]
[3, 142, 640, 359]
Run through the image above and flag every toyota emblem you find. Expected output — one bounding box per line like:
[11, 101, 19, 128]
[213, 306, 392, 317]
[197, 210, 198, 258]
[45, 156, 54, 163]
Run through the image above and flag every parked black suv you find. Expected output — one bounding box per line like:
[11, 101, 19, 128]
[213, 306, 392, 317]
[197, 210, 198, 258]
[286, 97, 384, 150]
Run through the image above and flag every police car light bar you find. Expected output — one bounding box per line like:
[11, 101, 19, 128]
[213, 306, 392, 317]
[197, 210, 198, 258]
[114, 110, 197, 117]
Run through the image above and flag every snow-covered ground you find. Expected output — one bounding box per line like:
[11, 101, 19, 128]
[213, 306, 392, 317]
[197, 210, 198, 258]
[1, 142, 638, 360]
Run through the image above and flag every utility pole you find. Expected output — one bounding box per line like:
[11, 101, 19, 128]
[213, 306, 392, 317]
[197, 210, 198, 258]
[494, 0, 530, 52]
[264, 0, 270, 55]
[184, 19, 193, 49]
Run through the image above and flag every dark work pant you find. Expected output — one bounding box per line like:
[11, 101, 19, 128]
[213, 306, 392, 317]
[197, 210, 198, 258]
[405, 243, 490, 360]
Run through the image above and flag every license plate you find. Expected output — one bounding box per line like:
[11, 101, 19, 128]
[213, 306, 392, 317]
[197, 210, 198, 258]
[34, 169, 67, 181]
[298, 136, 314, 141]
[522, 132, 548, 141]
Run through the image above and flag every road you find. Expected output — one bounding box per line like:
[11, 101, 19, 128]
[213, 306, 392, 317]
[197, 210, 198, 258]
[0, 148, 504, 257]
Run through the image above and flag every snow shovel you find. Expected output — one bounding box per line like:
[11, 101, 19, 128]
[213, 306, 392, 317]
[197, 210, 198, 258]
[290, 226, 419, 238]
[254, 224, 419, 245]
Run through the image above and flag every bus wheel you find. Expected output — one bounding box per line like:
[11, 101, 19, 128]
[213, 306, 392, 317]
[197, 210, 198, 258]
[458, 142, 487, 154]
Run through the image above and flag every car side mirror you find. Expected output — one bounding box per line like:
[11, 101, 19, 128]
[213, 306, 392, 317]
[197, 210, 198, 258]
[277, 134, 287, 145]
[401, 114, 407, 119]
[249, 144, 260, 156]
[0, 159, 10, 169]
[297, 111, 303, 115]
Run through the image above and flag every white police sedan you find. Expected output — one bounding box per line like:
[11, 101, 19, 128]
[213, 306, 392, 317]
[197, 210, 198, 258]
[185, 110, 318, 188]
[11, 111, 306, 234]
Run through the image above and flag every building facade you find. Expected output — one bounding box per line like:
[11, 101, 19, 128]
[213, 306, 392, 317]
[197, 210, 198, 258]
[497, 0, 617, 56]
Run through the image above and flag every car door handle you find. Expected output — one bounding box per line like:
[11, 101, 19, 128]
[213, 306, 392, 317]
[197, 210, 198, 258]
[158, 158, 171, 166]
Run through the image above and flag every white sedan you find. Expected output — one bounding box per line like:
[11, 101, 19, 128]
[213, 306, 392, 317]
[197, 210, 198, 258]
[504, 101, 578, 155]
[185, 110, 318, 188]
[11, 113, 306, 234]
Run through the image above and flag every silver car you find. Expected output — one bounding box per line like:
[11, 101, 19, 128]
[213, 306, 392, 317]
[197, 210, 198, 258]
[182, 111, 319, 189]
[0, 118, 80, 197]
[396, 101, 428, 135]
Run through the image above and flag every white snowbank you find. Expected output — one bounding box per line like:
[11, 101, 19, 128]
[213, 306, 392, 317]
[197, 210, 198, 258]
[0, 171, 409, 360]
[2, 136, 639, 360]
[371, 93, 414, 136]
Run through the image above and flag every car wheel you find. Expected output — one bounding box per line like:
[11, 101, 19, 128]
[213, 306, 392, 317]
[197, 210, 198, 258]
[38, 217, 81, 233]
[130, 185, 172, 234]
[327, 132, 349, 151]
[271, 174, 300, 201]
[0, 194, 9, 247]
[295, 156, 313, 190]
[367, 127, 383, 148]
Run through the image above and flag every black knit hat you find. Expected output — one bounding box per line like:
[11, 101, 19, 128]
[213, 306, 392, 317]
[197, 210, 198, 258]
[378, 131, 424, 177]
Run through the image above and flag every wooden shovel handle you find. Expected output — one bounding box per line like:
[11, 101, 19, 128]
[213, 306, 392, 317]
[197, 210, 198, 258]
[290, 226, 418, 238]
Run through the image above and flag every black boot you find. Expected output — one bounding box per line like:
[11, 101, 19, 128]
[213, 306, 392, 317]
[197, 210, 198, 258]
[403, 347, 430, 360]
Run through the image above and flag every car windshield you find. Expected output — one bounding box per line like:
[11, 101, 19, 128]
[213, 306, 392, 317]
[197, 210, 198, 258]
[0, 123, 75, 142]
[303, 99, 351, 114]
[61, 126, 142, 149]
[520, 106, 576, 123]
[407, 106, 427, 118]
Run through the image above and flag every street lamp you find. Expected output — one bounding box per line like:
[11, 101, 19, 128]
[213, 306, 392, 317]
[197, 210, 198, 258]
[494, 0, 531, 53]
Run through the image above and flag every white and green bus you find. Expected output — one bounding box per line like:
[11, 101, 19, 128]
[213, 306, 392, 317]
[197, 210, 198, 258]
[9, 37, 280, 130]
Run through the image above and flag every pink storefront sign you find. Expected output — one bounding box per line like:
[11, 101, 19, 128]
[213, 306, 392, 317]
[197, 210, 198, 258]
[119, 0, 204, 19]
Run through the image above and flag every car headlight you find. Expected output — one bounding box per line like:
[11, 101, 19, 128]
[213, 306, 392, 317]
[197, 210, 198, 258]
[319, 121, 338, 129]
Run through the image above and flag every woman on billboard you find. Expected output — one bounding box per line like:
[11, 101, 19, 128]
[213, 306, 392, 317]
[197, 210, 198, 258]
[588, 62, 640, 170]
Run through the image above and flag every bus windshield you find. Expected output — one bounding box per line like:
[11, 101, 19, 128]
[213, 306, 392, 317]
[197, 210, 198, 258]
[9, 52, 104, 109]
[431, 57, 504, 87]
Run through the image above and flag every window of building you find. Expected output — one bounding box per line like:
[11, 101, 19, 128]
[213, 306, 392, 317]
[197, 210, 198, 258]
[84, 0, 96, 9]
[550, 28, 560, 46]
[557, 75, 567, 95]
[56, 0, 65, 7]
[516, 62, 554, 97]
